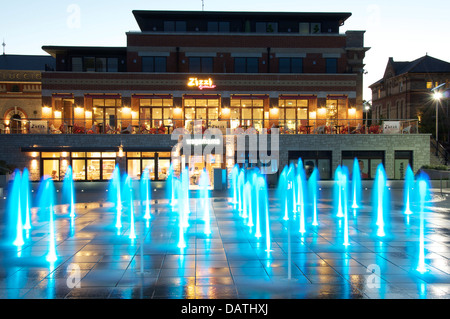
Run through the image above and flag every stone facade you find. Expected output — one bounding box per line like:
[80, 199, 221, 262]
[0, 133, 430, 183]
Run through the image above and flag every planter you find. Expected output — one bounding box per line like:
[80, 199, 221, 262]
[419, 169, 450, 180]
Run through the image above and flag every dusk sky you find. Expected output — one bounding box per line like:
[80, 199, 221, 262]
[1, 0, 448, 100]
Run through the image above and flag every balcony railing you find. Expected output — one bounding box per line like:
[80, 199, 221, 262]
[1, 118, 420, 135]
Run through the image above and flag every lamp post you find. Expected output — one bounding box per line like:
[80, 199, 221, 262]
[431, 83, 445, 156]
[363, 100, 371, 134]
[433, 91, 443, 156]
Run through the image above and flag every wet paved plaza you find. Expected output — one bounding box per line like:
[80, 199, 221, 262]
[0, 187, 449, 299]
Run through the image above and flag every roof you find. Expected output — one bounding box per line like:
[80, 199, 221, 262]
[133, 10, 352, 32]
[42, 46, 126, 58]
[370, 55, 450, 88]
[0, 54, 55, 71]
[395, 55, 450, 74]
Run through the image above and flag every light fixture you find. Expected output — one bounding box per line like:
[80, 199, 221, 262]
[348, 107, 356, 116]
[434, 91, 443, 100]
[118, 145, 124, 157]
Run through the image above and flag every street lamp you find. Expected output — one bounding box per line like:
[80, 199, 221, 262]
[363, 100, 371, 134]
[431, 83, 445, 154]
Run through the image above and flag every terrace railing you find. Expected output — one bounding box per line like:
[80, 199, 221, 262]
[0, 118, 419, 136]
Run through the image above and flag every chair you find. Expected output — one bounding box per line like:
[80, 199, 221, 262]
[314, 125, 326, 134]
[105, 124, 118, 134]
[121, 124, 134, 134]
[49, 124, 61, 134]
[402, 126, 411, 134]
[350, 123, 363, 134]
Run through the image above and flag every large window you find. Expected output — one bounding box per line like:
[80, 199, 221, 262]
[326, 58, 337, 73]
[189, 57, 213, 73]
[126, 152, 171, 181]
[326, 98, 347, 125]
[394, 151, 413, 180]
[139, 98, 173, 130]
[255, 22, 278, 33]
[230, 98, 264, 132]
[142, 57, 167, 72]
[92, 98, 121, 133]
[40, 151, 117, 181]
[234, 57, 259, 73]
[71, 57, 119, 72]
[164, 21, 186, 32]
[278, 58, 303, 73]
[207, 21, 230, 32]
[184, 97, 220, 129]
[341, 151, 385, 180]
[278, 99, 309, 134]
[288, 151, 332, 180]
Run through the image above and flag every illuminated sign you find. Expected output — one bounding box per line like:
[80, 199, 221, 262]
[187, 77, 216, 90]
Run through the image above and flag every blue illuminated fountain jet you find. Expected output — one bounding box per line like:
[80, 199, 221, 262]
[416, 172, 430, 274]
[140, 167, 151, 224]
[37, 177, 58, 263]
[334, 166, 345, 218]
[62, 165, 76, 219]
[308, 167, 319, 227]
[403, 164, 414, 216]
[199, 169, 212, 236]
[110, 165, 123, 233]
[123, 175, 136, 240]
[21, 168, 32, 232]
[296, 159, 307, 235]
[9, 170, 25, 248]
[174, 178, 186, 249]
[230, 164, 239, 206]
[351, 158, 362, 210]
[373, 164, 388, 238]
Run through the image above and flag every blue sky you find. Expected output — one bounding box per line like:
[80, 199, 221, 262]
[1, 0, 449, 100]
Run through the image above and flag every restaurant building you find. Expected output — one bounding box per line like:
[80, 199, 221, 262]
[0, 10, 431, 187]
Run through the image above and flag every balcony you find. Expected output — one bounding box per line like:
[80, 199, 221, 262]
[1, 118, 420, 136]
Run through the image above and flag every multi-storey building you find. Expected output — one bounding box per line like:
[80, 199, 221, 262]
[0, 54, 55, 133]
[0, 10, 431, 186]
[369, 55, 450, 144]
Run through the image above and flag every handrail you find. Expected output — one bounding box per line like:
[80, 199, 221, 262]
[431, 138, 449, 165]
[1, 117, 420, 135]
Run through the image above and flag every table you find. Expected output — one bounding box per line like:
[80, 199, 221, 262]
[304, 125, 312, 134]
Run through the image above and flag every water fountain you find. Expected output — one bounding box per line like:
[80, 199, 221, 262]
[199, 169, 211, 236]
[174, 178, 186, 249]
[416, 172, 430, 273]
[9, 170, 24, 248]
[351, 158, 362, 210]
[334, 165, 345, 218]
[296, 160, 307, 235]
[403, 164, 414, 215]
[37, 177, 58, 263]
[308, 167, 319, 227]
[21, 168, 32, 231]
[373, 164, 388, 238]
[230, 164, 239, 206]
[140, 167, 151, 223]
[181, 167, 190, 228]
[123, 175, 136, 240]
[110, 165, 123, 233]
[62, 165, 76, 219]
